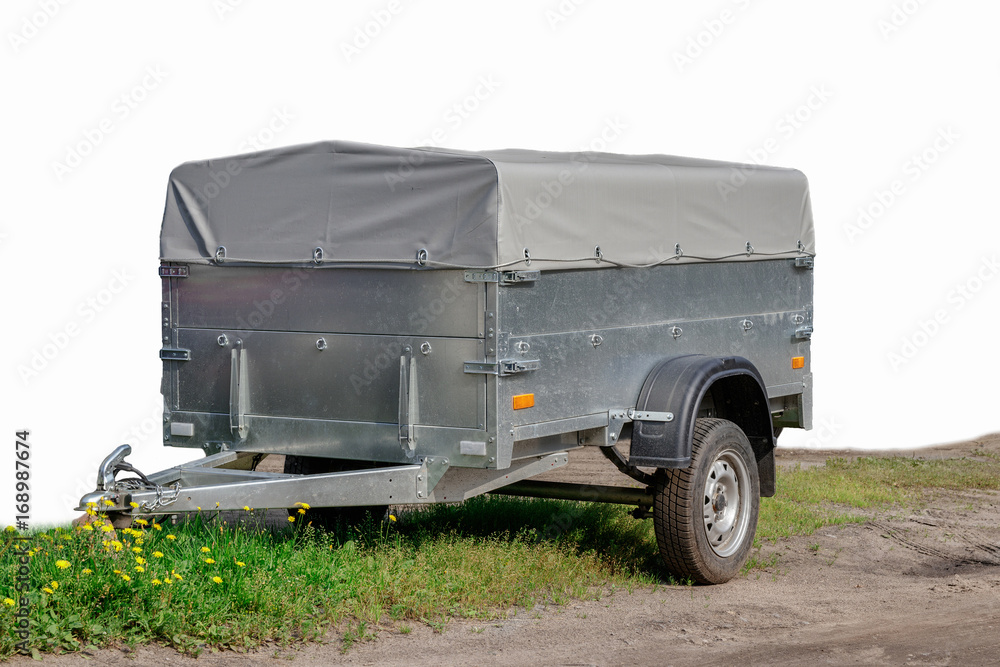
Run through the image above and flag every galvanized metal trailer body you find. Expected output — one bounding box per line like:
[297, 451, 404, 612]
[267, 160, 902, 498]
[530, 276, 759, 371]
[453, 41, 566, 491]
[80, 141, 815, 583]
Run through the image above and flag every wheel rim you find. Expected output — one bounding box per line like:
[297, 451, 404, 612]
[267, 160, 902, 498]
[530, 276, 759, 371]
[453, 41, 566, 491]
[702, 447, 751, 558]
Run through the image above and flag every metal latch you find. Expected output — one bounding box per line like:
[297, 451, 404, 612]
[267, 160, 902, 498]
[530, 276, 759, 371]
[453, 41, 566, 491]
[158, 265, 189, 278]
[464, 270, 540, 285]
[795, 325, 813, 340]
[794, 257, 814, 269]
[159, 348, 191, 361]
[464, 359, 541, 376]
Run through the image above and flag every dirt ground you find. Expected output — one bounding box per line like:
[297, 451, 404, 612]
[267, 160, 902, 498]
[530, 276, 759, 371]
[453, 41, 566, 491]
[18, 434, 1000, 666]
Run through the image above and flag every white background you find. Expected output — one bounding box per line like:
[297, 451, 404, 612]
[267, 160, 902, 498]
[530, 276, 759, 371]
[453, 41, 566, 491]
[2, 0, 998, 527]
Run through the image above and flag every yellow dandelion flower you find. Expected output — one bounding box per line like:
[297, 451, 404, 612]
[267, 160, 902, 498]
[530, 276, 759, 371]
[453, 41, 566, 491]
[101, 524, 114, 533]
[153, 551, 164, 558]
[135, 565, 145, 573]
[235, 561, 245, 567]
[121, 574, 131, 582]
[135, 556, 146, 565]
[151, 579, 162, 586]
[173, 572, 183, 581]
[82, 524, 94, 532]
[113, 569, 121, 574]
[389, 514, 397, 522]
[196, 506, 202, 511]
[153, 523, 162, 531]
[42, 587, 53, 594]
[50, 581, 58, 590]
[294, 502, 311, 510]
[297, 508, 306, 515]
[135, 519, 148, 527]
[112, 541, 123, 552]
[135, 538, 144, 546]
[164, 578, 173, 585]
[215, 502, 220, 508]
[166, 534, 176, 541]
[287, 516, 295, 523]
[55, 560, 71, 569]
[204, 558, 215, 564]
[132, 547, 142, 554]
[129, 501, 139, 509]
[243, 506, 251, 512]
[86, 501, 97, 508]
[3, 598, 14, 606]
[212, 576, 223, 584]
[200, 546, 211, 553]
[61, 534, 72, 541]
[82, 569, 93, 575]
[3, 526, 15, 533]
[104, 499, 115, 507]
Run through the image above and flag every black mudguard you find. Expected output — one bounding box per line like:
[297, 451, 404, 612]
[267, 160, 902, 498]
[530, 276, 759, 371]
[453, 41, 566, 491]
[630, 354, 776, 497]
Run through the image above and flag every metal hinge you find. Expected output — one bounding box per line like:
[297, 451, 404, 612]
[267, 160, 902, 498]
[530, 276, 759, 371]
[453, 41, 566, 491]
[159, 348, 191, 361]
[464, 270, 540, 285]
[794, 257, 814, 269]
[158, 265, 189, 278]
[794, 325, 814, 340]
[464, 359, 541, 376]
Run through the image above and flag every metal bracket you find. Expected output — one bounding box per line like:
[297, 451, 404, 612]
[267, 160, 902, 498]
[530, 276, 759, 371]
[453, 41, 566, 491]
[464, 270, 540, 285]
[604, 409, 674, 446]
[415, 456, 450, 499]
[794, 256, 815, 269]
[158, 265, 188, 278]
[795, 325, 814, 340]
[159, 348, 191, 361]
[464, 359, 541, 376]
[229, 342, 248, 441]
[398, 348, 417, 458]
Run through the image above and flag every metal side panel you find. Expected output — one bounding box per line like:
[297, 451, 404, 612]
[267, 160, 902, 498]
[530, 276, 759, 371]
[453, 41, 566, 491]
[175, 329, 486, 429]
[496, 311, 811, 428]
[499, 259, 812, 335]
[175, 265, 485, 339]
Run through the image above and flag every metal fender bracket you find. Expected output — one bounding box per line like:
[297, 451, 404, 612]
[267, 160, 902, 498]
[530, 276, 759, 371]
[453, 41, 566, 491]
[794, 256, 815, 269]
[464, 359, 541, 376]
[603, 409, 674, 446]
[415, 456, 450, 499]
[464, 270, 540, 285]
[794, 325, 814, 340]
[159, 348, 191, 361]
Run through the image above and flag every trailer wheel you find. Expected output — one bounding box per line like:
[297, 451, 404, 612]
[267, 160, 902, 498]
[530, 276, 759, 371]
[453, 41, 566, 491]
[652, 418, 759, 584]
[283, 456, 389, 528]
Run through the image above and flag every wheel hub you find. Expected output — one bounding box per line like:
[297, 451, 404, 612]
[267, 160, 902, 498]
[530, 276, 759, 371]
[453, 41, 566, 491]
[702, 449, 751, 558]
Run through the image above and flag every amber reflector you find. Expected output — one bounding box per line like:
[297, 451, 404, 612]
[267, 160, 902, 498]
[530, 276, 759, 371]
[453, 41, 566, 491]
[791, 356, 805, 369]
[512, 393, 535, 410]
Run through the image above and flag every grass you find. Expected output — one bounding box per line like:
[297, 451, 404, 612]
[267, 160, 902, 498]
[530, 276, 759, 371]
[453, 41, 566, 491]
[2, 451, 998, 657]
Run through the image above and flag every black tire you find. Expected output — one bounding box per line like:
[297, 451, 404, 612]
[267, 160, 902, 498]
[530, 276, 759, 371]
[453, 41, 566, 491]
[283, 455, 388, 528]
[652, 418, 760, 584]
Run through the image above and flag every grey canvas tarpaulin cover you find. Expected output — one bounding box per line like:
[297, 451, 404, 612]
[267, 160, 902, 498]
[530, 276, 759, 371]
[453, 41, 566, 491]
[160, 141, 815, 271]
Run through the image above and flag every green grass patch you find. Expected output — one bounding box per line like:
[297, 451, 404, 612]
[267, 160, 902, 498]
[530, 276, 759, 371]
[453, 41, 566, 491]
[2, 452, 998, 657]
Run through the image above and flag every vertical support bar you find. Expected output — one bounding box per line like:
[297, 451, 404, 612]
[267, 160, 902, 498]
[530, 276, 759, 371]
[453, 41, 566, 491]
[229, 341, 248, 441]
[398, 347, 416, 458]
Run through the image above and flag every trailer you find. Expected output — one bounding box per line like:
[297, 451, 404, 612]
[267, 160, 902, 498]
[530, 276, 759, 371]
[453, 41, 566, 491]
[79, 141, 814, 584]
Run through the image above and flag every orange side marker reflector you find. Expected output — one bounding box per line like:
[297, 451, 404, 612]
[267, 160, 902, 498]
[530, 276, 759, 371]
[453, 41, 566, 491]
[512, 393, 535, 410]
[791, 356, 805, 369]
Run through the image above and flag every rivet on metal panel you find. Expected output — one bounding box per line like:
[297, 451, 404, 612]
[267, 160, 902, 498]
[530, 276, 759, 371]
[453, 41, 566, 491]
[590, 334, 603, 348]
[488, 437, 494, 443]
[162, 303, 169, 310]
[670, 326, 683, 340]
[420, 342, 432, 355]
[488, 312, 494, 319]
[217, 334, 228, 347]
[163, 336, 169, 342]
[741, 319, 754, 333]
[515, 341, 530, 354]
[316, 338, 327, 351]
[441, 459, 448, 466]
[489, 457, 495, 463]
